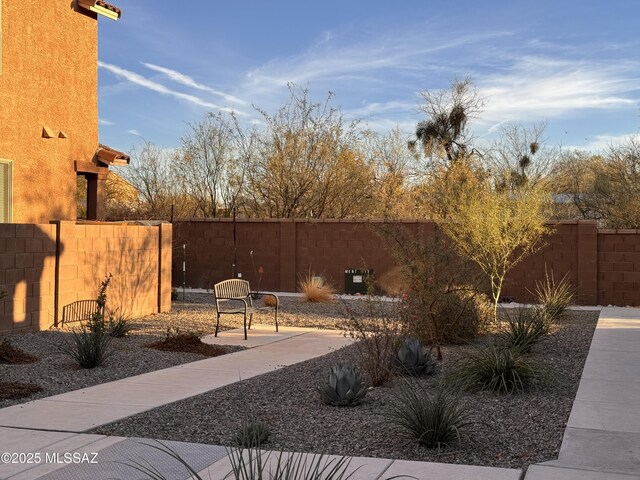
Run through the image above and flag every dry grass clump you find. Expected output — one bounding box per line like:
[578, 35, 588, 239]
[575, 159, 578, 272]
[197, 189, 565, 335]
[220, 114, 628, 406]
[263, 296, 278, 307]
[299, 274, 335, 303]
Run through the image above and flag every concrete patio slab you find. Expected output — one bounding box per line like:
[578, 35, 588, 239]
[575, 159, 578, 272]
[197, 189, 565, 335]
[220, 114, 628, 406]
[581, 361, 640, 383]
[574, 378, 640, 406]
[5, 435, 125, 480]
[526, 464, 640, 479]
[381, 458, 522, 479]
[202, 324, 313, 347]
[568, 400, 640, 433]
[584, 348, 640, 366]
[556, 427, 640, 475]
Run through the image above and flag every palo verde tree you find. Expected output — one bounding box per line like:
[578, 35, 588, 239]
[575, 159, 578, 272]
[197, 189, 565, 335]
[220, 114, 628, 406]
[413, 79, 553, 319]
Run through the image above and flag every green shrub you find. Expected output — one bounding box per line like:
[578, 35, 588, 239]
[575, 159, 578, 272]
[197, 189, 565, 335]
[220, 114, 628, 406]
[377, 226, 490, 359]
[235, 418, 270, 448]
[449, 345, 538, 394]
[60, 274, 113, 368]
[59, 327, 112, 369]
[395, 336, 436, 376]
[342, 296, 406, 386]
[387, 382, 471, 449]
[533, 270, 575, 322]
[107, 309, 135, 338]
[318, 363, 368, 406]
[497, 308, 547, 353]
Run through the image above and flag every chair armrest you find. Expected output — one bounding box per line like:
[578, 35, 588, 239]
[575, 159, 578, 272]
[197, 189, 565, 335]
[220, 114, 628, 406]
[216, 297, 250, 309]
[251, 292, 279, 307]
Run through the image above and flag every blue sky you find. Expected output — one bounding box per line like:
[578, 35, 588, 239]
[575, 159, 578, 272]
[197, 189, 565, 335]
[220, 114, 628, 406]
[97, 0, 640, 154]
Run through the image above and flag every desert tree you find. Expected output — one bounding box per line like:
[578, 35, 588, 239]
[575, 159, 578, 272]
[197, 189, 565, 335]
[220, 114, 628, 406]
[361, 128, 420, 218]
[436, 162, 553, 320]
[554, 136, 640, 228]
[244, 85, 374, 218]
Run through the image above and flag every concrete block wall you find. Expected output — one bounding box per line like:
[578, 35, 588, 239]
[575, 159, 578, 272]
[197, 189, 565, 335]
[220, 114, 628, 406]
[0, 221, 172, 334]
[175, 218, 640, 306]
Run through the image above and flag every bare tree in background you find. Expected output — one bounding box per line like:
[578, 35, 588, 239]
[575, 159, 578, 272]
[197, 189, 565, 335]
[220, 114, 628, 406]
[244, 85, 374, 218]
[176, 112, 248, 217]
[485, 122, 558, 191]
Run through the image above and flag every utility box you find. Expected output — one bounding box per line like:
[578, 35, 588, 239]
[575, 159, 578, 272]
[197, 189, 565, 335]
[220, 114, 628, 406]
[344, 269, 373, 295]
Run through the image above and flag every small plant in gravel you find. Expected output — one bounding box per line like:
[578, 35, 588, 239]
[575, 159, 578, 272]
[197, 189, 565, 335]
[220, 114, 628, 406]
[342, 296, 406, 386]
[107, 308, 135, 338]
[0, 337, 38, 364]
[387, 382, 471, 449]
[59, 274, 113, 369]
[449, 344, 538, 394]
[299, 273, 336, 303]
[497, 308, 547, 353]
[533, 269, 575, 322]
[318, 363, 368, 406]
[235, 417, 270, 447]
[395, 336, 436, 376]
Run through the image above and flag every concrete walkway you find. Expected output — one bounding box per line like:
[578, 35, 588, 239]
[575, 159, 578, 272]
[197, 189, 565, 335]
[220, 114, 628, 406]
[526, 307, 640, 479]
[0, 324, 523, 480]
[7, 305, 640, 480]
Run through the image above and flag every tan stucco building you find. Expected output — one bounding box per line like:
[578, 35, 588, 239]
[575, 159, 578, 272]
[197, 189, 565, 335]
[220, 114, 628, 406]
[0, 0, 127, 223]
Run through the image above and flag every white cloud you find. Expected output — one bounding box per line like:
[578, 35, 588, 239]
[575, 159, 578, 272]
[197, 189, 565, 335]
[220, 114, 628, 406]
[99, 118, 115, 126]
[477, 57, 639, 123]
[99, 61, 240, 113]
[127, 129, 142, 137]
[142, 63, 248, 106]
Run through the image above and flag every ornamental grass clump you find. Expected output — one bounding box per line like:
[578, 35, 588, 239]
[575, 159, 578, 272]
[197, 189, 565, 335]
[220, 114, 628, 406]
[107, 308, 135, 338]
[449, 344, 538, 394]
[59, 274, 113, 369]
[533, 269, 575, 322]
[387, 382, 471, 449]
[235, 418, 270, 448]
[395, 336, 436, 376]
[299, 273, 335, 303]
[318, 363, 368, 406]
[497, 308, 547, 353]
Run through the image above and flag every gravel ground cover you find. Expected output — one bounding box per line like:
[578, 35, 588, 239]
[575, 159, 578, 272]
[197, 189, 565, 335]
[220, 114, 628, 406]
[92, 299, 599, 470]
[0, 294, 350, 409]
[0, 305, 247, 409]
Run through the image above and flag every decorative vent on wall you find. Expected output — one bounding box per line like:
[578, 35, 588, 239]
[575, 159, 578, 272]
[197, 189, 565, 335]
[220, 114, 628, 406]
[77, 0, 122, 21]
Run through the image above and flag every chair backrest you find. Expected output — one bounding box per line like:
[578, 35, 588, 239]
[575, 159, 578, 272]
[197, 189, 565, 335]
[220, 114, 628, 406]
[61, 299, 103, 326]
[213, 279, 252, 308]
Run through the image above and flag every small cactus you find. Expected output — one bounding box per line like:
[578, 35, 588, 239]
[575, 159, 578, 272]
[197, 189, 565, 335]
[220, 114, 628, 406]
[396, 336, 436, 376]
[318, 363, 368, 406]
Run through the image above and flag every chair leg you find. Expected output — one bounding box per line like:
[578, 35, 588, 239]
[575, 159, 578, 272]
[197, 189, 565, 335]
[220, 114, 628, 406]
[249, 313, 253, 330]
[243, 313, 247, 340]
[275, 305, 278, 333]
[215, 313, 220, 337]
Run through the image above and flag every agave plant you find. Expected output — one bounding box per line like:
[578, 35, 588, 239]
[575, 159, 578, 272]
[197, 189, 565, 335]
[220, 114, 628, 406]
[396, 336, 436, 376]
[318, 363, 368, 406]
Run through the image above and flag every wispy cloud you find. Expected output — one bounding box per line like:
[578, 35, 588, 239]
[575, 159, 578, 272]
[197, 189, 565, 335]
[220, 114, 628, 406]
[142, 63, 248, 106]
[99, 118, 115, 126]
[127, 129, 142, 136]
[99, 61, 241, 113]
[478, 57, 639, 123]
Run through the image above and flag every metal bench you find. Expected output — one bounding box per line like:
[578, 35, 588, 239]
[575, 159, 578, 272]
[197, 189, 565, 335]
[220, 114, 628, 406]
[213, 279, 278, 340]
[61, 300, 103, 326]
